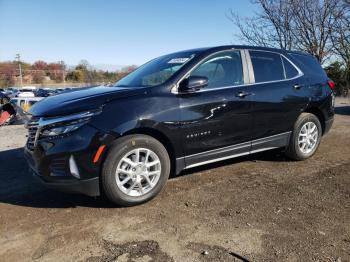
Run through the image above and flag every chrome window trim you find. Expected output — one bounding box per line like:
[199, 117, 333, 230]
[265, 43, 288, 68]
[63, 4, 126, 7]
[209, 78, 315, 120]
[281, 54, 287, 79]
[243, 49, 255, 83]
[172, 49, 304, 94]
[240, 50, 251, 84]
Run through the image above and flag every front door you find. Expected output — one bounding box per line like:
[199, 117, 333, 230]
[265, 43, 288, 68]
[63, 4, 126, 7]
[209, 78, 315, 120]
[177, 50, 253, 168]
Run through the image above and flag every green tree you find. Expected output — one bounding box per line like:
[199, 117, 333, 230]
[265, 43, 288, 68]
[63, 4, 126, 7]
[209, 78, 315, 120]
[66, 70, 84, 82]
[325, 62, 347, 96]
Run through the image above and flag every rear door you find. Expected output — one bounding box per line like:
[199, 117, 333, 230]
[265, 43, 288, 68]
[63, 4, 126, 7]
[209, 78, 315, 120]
[246, 50, 309, 152]
[178, 50, 254, 168]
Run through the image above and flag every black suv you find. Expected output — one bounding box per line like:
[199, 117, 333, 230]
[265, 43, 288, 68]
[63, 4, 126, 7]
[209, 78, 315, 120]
[25, 46, 335, 206]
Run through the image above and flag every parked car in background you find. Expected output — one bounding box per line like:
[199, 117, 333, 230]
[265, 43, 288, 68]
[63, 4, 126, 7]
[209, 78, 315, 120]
[24, 45, 335, 206]
[0, 92, 10, 105]
[17, 86, 36, 98]
[11, 97, 43, 113]
[4, 87, 19, 98]
[54, 88, 66, 94]
[35, 88, 55, 97]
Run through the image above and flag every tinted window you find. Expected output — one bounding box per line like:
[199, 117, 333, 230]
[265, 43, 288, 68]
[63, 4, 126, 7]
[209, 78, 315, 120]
[282, 57, 299, 78]
[190, 51, 243, 89]
[289, 53, 327, 78]
[114, 51, 199, 88]
[250, 51, 284, 83]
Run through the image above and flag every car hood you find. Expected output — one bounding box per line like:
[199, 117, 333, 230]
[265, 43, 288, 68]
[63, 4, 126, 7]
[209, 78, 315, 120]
[29, 86, 145, 117]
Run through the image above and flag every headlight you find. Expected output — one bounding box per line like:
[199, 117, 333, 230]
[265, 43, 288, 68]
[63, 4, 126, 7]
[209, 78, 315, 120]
[38, 109, 101, 137]
[41, 119, 88, 136]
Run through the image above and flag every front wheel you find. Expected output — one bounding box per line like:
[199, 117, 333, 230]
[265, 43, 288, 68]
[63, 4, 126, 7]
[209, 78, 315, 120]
[285, 113, 322, 161]
[102, 135, 170, 206]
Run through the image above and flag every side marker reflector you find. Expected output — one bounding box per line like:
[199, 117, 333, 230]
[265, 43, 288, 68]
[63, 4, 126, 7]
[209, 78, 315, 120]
[93, 145, 106, 163]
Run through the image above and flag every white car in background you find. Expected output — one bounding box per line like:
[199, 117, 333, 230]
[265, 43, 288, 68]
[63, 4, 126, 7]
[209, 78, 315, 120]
[10, 97, 43, 113]
[17, 86, 36, 98]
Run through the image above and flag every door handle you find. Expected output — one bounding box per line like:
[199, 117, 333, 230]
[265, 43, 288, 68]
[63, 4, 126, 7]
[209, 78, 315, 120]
[293, 84, 302, 90]
[235, 91, 252, 98]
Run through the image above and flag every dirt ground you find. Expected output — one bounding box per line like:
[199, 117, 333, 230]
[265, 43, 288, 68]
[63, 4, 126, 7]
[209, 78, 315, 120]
[0, 98, 349, 262]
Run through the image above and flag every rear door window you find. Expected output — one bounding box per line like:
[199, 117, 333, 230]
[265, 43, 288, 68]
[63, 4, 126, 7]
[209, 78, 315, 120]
[249, 51, 285, 83]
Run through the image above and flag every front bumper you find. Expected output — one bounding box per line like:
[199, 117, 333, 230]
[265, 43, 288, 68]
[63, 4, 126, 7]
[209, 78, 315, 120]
[29, 166, 100, 196]
[23, 124, 115, 197]
[24, 146, 101, 197]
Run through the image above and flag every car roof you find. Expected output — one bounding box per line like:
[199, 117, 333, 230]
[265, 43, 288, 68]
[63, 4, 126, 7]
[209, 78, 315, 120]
[11, 97, 43, 101]
[176, 45, 310, 56]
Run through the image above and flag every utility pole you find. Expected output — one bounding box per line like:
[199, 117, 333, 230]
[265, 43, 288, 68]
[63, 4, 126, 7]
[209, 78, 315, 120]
[60, 60, 66, 87]
[15, 54, 23, 87]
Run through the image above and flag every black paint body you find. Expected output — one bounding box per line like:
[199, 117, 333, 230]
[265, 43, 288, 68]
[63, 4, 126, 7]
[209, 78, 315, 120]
[24, 45, 335, 196]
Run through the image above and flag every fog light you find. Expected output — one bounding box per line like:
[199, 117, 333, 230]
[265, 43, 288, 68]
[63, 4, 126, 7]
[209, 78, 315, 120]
[69, 155, 80, 179]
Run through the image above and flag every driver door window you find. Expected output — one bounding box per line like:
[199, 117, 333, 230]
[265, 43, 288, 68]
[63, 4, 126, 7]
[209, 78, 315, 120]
[190, 51, 244, 89]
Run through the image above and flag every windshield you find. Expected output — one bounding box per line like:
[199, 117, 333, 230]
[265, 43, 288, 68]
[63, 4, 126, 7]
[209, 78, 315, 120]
[114, 51, 198, 88]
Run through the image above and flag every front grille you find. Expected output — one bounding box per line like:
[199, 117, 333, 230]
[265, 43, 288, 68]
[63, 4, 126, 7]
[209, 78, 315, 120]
[26, 117, 40, 151]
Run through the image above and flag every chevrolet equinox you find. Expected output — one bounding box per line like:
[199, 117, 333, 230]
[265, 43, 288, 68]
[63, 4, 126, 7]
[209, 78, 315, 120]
[25, 46, 335, 206]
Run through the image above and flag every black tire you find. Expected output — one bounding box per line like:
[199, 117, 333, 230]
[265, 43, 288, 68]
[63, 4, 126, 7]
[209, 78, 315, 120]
[285, 113, 322, 161]
[101, 134, 170, 206]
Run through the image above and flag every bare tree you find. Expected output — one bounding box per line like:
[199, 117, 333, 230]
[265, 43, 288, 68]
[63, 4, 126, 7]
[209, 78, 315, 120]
[290, 0, 340, 63]
[229, 0, 294, 50]
[331, 1, 350, 67]
[230, 0, 341, 64]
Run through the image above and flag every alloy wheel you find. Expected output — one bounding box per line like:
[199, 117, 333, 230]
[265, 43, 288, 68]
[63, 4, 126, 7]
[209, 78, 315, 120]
[115, 148, 161, 197]
[298, 122, 319, 154]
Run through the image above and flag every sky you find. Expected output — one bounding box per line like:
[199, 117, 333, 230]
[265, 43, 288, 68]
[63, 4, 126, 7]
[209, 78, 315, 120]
[0, 0, 256, 68]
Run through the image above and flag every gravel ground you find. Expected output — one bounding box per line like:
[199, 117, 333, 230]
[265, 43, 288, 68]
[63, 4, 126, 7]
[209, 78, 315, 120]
[0, 98, 349, 262]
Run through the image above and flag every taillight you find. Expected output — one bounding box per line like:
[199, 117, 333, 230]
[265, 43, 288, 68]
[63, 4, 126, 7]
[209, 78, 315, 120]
[327, 80, 335, 90]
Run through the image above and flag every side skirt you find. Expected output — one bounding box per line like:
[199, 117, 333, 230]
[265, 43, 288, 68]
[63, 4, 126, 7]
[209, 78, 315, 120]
[176, 132, 291, 171]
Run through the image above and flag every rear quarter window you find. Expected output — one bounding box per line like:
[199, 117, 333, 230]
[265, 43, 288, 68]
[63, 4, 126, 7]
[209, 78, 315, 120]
[282, 57, 299, 78]
[289, 53, 327, 79]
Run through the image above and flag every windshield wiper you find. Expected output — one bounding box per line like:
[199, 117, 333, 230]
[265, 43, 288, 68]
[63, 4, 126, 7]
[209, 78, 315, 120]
[114, 84, 152, 88]
[114, 85, 130, 87]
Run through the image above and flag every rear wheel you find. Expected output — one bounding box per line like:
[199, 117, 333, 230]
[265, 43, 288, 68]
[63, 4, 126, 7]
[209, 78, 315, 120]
[285, 113, 322, 160]
[102, 135, 170, 206]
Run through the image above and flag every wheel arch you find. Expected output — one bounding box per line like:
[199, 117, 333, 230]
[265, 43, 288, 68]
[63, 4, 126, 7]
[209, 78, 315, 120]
[304, 107, 325, 135]
[121, 127, 178, 177]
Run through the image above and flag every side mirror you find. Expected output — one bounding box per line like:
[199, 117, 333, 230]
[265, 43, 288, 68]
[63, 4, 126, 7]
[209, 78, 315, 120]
[178, 75, 208, 93]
